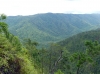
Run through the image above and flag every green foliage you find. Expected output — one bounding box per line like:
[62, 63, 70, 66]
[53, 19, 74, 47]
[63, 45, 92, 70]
[70, 52, 88, 74]
[85, 41, 100, 73]
[0, 34, 19, 73]
[18, 54, 38, 74]
[0, 15, 39, 74]
[54, 69, 64, 74]
[0, 14, 6, 20]
[0, 22, 8, 37]
[23, 39, 43, 73]
[85, 40, 100, 56]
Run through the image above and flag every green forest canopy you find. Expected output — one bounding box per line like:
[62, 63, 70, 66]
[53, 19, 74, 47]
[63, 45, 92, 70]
[1, 14, 100, 74]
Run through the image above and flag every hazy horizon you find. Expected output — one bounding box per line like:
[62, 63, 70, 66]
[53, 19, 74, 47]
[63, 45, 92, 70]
[1, 0, 100, 16]
[6, 12, 100, 17]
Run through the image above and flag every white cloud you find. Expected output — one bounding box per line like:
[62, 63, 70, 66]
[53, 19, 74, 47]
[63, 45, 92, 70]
[0, 0, 100, 16]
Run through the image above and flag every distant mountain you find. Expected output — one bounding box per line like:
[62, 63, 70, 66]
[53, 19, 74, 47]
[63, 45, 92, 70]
[58, 28, 100, 53]
[5, 13, 100, 44]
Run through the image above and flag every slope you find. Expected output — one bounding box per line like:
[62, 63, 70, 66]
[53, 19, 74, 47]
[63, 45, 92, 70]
[5, 13, 100, 44]
[58, 28, 100, 53]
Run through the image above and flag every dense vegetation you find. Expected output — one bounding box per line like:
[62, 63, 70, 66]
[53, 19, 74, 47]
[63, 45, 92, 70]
[25, 39, 100, 74]
[23, 29, 100, 74]
[59, 28, 100, 53]
[6, 13, 100, 45]
[1, 13, 100, 74]
[21, 29, 100, 74]
[0, 14, 40, 74]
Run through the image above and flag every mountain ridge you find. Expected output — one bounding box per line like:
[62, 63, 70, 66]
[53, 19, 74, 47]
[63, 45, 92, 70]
[5, 13, 100, 44]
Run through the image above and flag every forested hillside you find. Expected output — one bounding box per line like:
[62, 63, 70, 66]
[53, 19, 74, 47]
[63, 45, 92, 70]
[58, 28, 100, 53]
[6, 13, 100, 45]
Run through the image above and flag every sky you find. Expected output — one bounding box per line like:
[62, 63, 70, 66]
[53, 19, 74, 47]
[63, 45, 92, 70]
[0, 0, 100, 16]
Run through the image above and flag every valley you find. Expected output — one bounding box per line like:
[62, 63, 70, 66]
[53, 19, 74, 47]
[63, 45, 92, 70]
[6, 13, 100, 45]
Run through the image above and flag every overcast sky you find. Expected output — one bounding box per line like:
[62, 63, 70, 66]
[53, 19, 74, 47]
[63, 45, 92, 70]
[0, 0, 100, 16]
